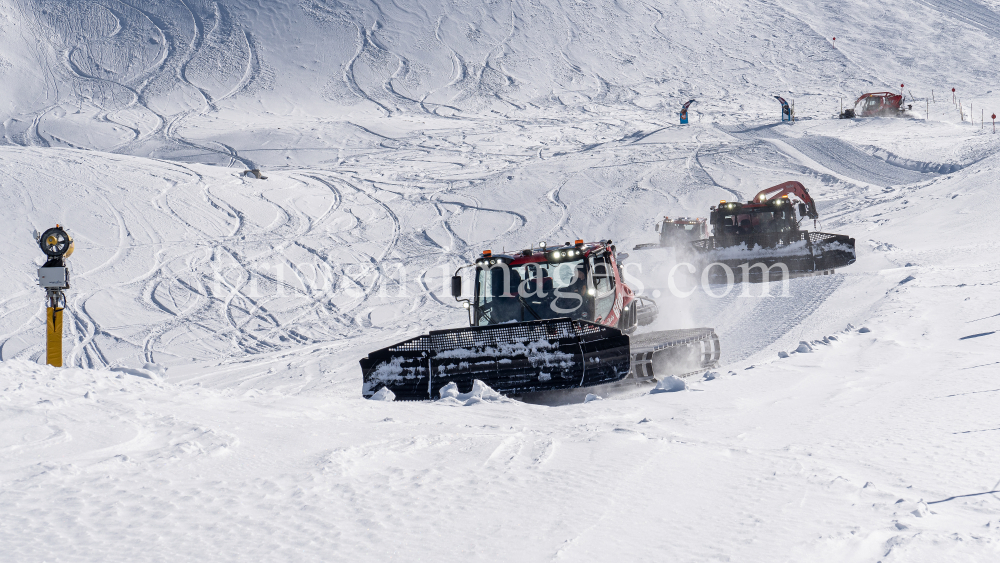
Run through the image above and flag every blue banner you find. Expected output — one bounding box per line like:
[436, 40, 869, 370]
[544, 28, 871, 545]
[774, 96, 791, 121]
[680, 99, 696, 125]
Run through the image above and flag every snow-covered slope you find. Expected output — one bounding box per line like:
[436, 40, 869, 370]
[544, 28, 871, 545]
[4, 0, 1000, 561]
[4, 0, 1000, 162]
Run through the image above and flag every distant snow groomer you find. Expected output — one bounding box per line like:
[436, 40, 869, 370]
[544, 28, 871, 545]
[692, 181, 856, 282]
[840, 92, 912, 118]
[360, 240, 720, 401]
[633, 217, 709, 250]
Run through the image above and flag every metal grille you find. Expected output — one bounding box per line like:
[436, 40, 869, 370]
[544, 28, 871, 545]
[387, 319, 615, 352]
[807, 231, 848, 244]
[630, 328, 715, 354]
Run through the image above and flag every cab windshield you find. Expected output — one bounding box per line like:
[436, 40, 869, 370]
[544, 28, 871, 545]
[474, 259, 591, 325]
[718, 207, 796, 235]
[862, 97, 882, 111]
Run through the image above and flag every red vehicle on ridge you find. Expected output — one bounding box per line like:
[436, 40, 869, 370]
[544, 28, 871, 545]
[841, 92, 912, 118]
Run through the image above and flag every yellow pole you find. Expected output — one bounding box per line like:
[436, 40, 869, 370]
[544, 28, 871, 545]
[46, 306, 63, 367]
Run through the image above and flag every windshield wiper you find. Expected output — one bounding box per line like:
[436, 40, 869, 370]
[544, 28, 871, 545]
[517, 295, 543, 321]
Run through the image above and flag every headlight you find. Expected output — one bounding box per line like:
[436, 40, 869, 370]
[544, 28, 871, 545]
[588, 288, 596, 296]
[463, 302, 470, 309]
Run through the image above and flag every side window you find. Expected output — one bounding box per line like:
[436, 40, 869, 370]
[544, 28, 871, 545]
[590, 255, 616, 321]
[476, 266, 518, 326]
[591, 256, 615, 295]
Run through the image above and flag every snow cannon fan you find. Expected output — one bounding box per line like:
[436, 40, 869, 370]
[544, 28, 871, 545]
[35, 225, 74, 367]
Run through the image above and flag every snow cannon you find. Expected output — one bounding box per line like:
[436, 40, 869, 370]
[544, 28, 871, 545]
[35, 225, 74, 367]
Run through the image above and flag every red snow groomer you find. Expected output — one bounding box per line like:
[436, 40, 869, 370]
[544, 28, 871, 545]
[691, 181, 856, 283]
[360, 240, 720, 400]
[841, 92, 912, 118]
[633, 217, 709, 250]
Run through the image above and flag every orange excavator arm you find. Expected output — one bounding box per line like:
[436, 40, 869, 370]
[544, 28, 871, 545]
[751, 180, 819, 219]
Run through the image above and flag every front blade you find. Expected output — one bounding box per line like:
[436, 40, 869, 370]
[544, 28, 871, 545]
[809, 232, 856, 270]
[692, 231, 855, 283]
[632, 242, 662, 251]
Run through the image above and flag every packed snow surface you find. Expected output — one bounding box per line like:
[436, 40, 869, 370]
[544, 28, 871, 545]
[3, 0, 1000, 561]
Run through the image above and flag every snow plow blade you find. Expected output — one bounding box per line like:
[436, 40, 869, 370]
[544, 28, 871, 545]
[691, 231, 856, 283]
[632, 242, 662, 251]
[360, 319, 632, 401]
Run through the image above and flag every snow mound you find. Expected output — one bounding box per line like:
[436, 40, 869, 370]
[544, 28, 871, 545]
[868, 240, 900, 252]
[142, 362, 167, 378]
[650, 376, 686, 393]
[795, 341, 814, 353]
[437, 380, 508, 405]
[584, 393, 603, 403]
[110, 366, 162, 381]
[369, 387, 396, 402]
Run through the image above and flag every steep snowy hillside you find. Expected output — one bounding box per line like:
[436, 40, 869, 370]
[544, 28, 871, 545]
[4, 0, 1000, 561]
[4, 0, 1000, 164]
